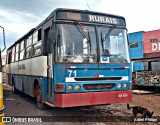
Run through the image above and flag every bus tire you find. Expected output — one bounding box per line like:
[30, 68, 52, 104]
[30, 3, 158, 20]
[35, 84, 48, 110]
[12, 80, 17, 94]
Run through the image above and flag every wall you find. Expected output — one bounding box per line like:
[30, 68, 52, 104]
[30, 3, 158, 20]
[128, 31, 144, 71]
[143, 29, 160, 58]
[128, 31, 144, 59]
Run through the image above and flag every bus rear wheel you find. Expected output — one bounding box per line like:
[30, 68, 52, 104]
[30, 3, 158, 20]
[35, 84, 48, 110]
[12, 80, 17, 94]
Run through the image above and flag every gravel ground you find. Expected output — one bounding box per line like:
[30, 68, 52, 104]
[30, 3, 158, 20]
[2, 84, 160, 125]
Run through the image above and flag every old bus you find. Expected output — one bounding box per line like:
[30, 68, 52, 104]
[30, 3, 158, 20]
[6, 8, 132, 109]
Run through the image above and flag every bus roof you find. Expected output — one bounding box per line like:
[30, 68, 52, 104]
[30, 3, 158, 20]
[36, 8, 125, 28]
[7, 8, 125, 51]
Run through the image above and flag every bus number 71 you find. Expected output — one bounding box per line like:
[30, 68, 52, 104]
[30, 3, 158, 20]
[68, 70, 76, 77]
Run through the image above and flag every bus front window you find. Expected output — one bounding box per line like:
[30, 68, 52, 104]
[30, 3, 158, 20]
[98, 27, 130, 63]
[57, 24, 97, 63]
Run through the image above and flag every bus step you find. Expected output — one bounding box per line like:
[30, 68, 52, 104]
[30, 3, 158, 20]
[45, 101, 55, 107]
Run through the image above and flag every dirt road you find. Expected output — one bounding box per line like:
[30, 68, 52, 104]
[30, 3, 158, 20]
[3, 84, 160, 125]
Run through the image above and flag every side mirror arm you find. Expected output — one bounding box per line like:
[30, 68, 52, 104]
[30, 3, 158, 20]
[0, 26, 6, 52]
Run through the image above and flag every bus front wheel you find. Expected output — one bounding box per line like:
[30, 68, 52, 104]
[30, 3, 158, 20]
[35, 84, 48, 110]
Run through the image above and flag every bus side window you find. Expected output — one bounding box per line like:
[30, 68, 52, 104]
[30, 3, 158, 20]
[33, 41, 41, 56]
[32, 28, 42, 57]
[19, 40, 25, 60]
[11, 47, 15, 62]
[33, 31, 38, 44]
[38, 28, 42, 41]
[25, 35, 33, 58]
[25, 47, 32, 58]
[7, 52, 12, 64]
[27, 35, 32, 47]
[15, 44, 19, 61]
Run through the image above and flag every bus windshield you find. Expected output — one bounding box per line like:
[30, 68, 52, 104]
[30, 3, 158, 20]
[98, 27, 130, 63]
[57, 24, 97, 63]
[56, 23, 130, 63]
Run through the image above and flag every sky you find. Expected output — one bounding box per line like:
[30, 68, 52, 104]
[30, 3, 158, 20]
[1, 0, 160, 52]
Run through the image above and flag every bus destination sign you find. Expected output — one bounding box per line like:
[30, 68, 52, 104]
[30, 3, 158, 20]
[56, 11, 125, 26]
[89, 15, 118, 24]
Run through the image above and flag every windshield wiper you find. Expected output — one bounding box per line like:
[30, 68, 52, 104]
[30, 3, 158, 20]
[101, 24, 116, 53]
[74, 20, 91, 54]
[101, 32, 104, 52]
[103, 24, 116, 41]
[74, 21, 91, 44]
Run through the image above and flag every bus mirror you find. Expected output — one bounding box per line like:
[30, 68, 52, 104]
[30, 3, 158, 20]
[0, 26, 6, 69]
[0, 26, 6, 52]
[49, 29, 56, 43]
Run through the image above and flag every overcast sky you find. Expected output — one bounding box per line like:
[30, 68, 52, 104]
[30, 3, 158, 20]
[1, 0, 160, 50]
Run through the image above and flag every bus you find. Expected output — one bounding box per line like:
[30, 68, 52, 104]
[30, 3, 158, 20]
[6, 8, 132, 109]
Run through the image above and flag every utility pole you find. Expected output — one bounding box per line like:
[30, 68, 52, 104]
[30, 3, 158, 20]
[0, 25, 6, 125]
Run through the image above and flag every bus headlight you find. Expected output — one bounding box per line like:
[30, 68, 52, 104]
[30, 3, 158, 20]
[67, 85, 73, 91]
[123, 83, 128, 88]
[75, 85, 81, 90]
[117, 83, 122, 89]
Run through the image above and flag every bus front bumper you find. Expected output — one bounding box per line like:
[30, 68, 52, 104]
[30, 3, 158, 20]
[55, 90, 132, 107]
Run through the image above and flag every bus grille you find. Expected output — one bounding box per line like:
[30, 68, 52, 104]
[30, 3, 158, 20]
[83, 83, 115, 90]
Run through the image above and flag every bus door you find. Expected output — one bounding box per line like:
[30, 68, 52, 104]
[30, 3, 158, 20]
[47, 53, 53, 101]
[44, 27, 53, 102]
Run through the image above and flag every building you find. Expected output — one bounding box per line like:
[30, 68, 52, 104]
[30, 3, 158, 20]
[128, 30, 160, 71]
[143, 29, 160, 58]
[128, 31, 144, 71]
